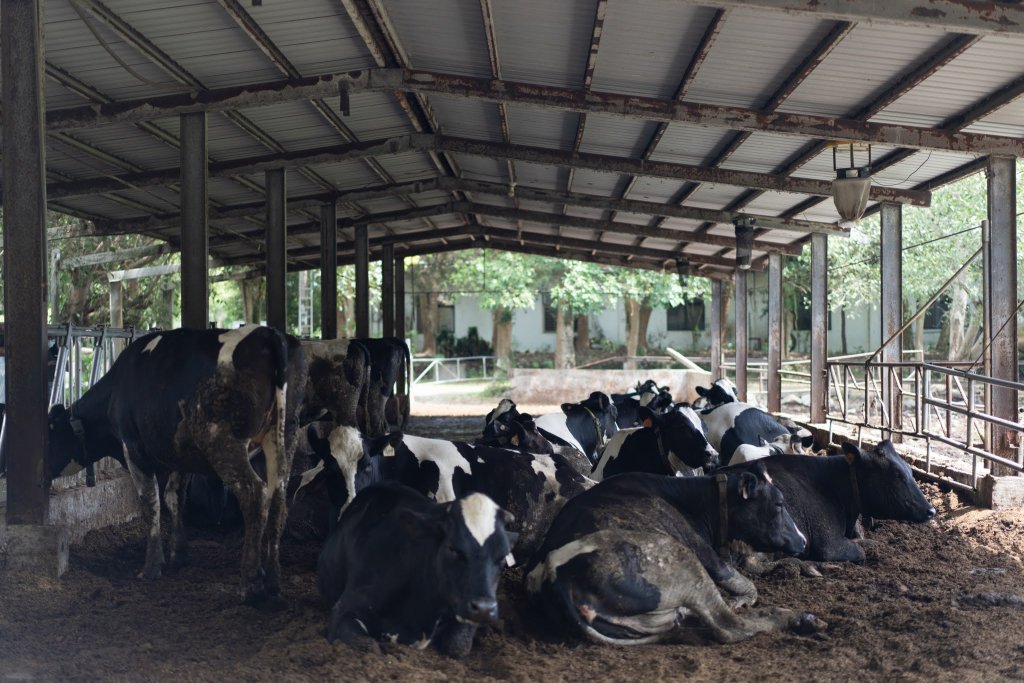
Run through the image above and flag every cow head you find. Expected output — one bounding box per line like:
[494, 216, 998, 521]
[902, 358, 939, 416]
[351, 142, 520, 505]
[484, 398, 518, 426]
[726, 461, 807, 556]
[479, 412, 554, 455]
[695, 378, 739, 409]
[400, 492, 517, 626]
[843, 440, 935, 523]
[45, 404, 116, 481]
[562, 391, 619, 440]
[776, 417, 816, 454]
[295, 424, 390, 514]
[641, 405, 719, 472]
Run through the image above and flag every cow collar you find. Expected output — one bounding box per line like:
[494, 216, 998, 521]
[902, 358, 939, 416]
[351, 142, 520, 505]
[582, 406, 608, 450]
[715, 473, 729, 555]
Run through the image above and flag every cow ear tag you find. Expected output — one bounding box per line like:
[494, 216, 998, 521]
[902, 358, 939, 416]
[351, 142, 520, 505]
[511, 435, 520, 446]
[384, 444, 395, 457]
[505, 553, 516, 567]
[643, 417, 654, 428]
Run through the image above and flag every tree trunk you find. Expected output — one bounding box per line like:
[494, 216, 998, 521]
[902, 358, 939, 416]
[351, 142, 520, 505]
[624, 298, 642, 370]
[574, 314, 589, 357]
[638, 304, 652, 352]
[840, 306, 848, 356]
[492, 307, 514, 372]
[554, 302, 576, 369]
[240, 278, 264, 325]
[419, 292, 439, 356]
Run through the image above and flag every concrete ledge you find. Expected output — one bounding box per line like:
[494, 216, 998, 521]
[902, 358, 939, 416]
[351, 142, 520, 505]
[509, 368, 711, 405]
[977, 474, 1024, 511]
[0, 523, 70, 579]
[48, 473, 140, 543]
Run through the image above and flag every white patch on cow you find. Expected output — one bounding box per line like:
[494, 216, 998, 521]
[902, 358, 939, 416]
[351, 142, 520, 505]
[354, 618, 368, 635]
[700, 402, 748, 450]
[328, 425, 366, 513]
[141, 336, 162, 354]
[526, 537, 600, 595]
[530, 453, 559, 484]
[383, 444, 395, 457]
[401, 435, 472, 503]
[460, 493, 499, 547]
[534, 413, 584, 453]
[638, 391, 656, 407]
[292, 460, 325, 501]
[412, 635, 432, 650]
[385, 633, 399, 644]
[477, 456, 485, 464]
[714, 378, 738, 400]
[488, 399, 516, 423]
[591, 428, 640, 481]
[217, 326, 259, 367]
[731, 443, 773, 464]
[678, 406, 704, 434]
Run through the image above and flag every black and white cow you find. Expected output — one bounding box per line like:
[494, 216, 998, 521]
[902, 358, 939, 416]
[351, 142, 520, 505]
[300, 338, 371, 428]
[591, 405, 719, 481]
[354, 337, 411, 436]
[694, 378, 739, 408]
[303, 428, 590, 560]
[701, 401, 813, 466]
[318, 483, 515, 658]
[534, 391, 619, 465]
[612, 380, 673, 429]
[46, 326, 308, 606]
[481, 399, 593, 477]
[525, 465, 817, 645]
[722, 440, 935, 564]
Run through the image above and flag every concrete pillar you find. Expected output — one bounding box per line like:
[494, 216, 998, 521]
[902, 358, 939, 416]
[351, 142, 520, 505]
[734, 271, 748, 402]
[767, 253, 783, 413]
[355, 225, 370, 339]
[265, 169, 287, 332]
[986, 156, 1019, 474]
[395, 253, 407, 394]
[810, 233, 828, 424]
[2, 0, 52, 526]
[180, 112, 209, 330]
[382, 243, 395, 338]
[880, 202, 903, 440]
[710, 280, 724, 380]
[320, 202, 338, 340]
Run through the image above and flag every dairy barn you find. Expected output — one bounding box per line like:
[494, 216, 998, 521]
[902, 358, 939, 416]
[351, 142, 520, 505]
[1, 0, 1023, 680]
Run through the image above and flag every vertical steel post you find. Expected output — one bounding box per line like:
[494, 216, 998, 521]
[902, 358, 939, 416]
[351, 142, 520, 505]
[734, 270, 748, 402]
[981, 219, 992, 451]
[810, 233, 828, 424]
[382, 243, 395, 338]
[395, 253, 407, 395]
[355, 224, 370, 339]
[320, 202, 338, 340]
[986, 156, 1019, 475]
[265, 169, 287, 332]
[880, 201, 903, 441]
[710, 280, 724, 380]
[767, 253, 783, 413]
[180, 112, 209, 330]
[2, 0, 50, 524]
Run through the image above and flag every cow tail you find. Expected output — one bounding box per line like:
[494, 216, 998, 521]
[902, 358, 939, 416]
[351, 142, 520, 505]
[269, 329, 290, 493]
[401, 339, 412, 429]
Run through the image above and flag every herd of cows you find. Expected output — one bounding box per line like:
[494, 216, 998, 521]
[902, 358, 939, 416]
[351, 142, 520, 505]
[43, 325, 937, 659]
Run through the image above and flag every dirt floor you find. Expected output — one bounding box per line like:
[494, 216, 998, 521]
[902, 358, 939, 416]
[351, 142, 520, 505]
[4, 410, 1024, 682]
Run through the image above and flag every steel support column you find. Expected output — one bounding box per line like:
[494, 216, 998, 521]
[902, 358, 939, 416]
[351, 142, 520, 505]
[880, 202, 904, 440]
[394, 253, 407, 394]
[810, 233, 828, 424]
[767, 253, 783, 413]
[355, 224, 370, 338]
[180, 112, 208, 329]
[710, 280, 724, 379]
[986, 156, 1019, 474]
[381, 243, 395, 338]
[734, 270, 748, 402]
[2, 0, 49, 524]
[320, 202, 338, 339]
[265, 168, 287, 332]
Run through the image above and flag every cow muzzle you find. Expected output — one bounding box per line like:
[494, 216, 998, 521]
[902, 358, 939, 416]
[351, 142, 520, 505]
[460, 598, 499, 626]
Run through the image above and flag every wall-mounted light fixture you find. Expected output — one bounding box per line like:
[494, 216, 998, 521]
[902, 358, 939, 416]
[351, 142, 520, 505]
[733, 216, 756, 270]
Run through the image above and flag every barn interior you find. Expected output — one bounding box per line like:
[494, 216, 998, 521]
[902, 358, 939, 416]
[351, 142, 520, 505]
[0, 2, 1022, 672]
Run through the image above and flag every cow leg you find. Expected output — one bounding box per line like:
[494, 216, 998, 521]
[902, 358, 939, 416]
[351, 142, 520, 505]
[163, 472, 189, 569]
[260, 429, 293, 602]
[123, 446, 164, 580]
[692, 544, 758, 609]
[327, 598, 380, 653]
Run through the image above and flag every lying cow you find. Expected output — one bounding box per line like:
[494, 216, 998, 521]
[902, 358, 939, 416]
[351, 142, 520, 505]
[299, 428, 591, 560]
[701, 401, 813, 466]
[525, 465, 818, 645]
[318, 483, 515, 658]
[591, 405, 719, 481]
[47, 326, 307, 606]
[481, 399, 593, 477]
[301, 338, 370, 428]
[534, 391, 619, 465]
[355, 337, 411, 436]
[722, 440, 935, 564]
[694, 378, 739, 408]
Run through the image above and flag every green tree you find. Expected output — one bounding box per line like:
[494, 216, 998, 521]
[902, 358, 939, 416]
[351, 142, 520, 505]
[541, 260, 612, 369]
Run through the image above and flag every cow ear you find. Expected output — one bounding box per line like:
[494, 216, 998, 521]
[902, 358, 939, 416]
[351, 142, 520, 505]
[560, 403, 574, 415]
[696, 386, 709, 397]
[501, 508, 515, 525]
[739, 472, 759, 499]
[595, 393, 610, 410]
[841, 442, 861, 465]
[801, 434, 815, 449]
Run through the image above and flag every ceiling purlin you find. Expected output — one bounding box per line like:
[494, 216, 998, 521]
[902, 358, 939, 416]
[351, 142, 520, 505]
[570, 0, 609, 242]
[477, 0, 516, 234]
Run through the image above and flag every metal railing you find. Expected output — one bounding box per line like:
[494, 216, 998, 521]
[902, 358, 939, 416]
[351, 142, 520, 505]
[411, 356, 498, 385]
[826, 356, 1024, 495]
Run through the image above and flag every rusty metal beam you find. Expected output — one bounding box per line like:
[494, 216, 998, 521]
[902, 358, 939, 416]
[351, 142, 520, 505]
[672, 0, 1024, 36]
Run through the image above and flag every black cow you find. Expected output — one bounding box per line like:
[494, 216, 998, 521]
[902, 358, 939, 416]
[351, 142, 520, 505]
[301, 338, 371, 428]
[534, 391, 619, 465]
[318, 483, 516, 658]
[701, 401, 812, 465]
[525, 465, 816, 645]
[480, 399, 593, 477]
[723, 440, 935, 563]
[46, 326, 307, 606]
[591, 405, 719, 480]
[300, 428, 591, 561]
[354, 337, 411, 436]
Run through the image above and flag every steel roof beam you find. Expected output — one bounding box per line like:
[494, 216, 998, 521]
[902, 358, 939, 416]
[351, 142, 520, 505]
[670, 0, 1024, 36]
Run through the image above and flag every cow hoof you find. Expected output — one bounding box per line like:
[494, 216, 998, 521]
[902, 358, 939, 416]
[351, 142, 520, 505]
[791, 612, 828, 635]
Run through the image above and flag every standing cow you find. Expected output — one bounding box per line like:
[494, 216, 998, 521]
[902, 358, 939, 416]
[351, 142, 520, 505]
[354, 337, 411, 436]
[301, 338, 371, 428]
[46, 326, 307, 606]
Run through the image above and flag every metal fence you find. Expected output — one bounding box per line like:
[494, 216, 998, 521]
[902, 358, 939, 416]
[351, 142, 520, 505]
[411, 356, 498, 385]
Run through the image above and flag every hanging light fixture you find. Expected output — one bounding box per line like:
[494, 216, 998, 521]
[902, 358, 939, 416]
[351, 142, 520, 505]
[675, 259, 690, 288]
[832, 142, 872, 227]
[733, 216, 756, 270]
